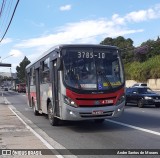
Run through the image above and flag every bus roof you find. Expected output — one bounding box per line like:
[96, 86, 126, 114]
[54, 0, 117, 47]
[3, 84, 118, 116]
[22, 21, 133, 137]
[26, 44, 119, 70]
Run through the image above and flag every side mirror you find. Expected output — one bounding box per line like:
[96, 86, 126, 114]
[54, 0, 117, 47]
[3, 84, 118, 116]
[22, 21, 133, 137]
[57, 57, 63, 71]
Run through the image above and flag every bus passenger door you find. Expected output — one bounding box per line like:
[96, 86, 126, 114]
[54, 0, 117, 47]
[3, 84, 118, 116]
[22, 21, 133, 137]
[35, 68, 41, 110]
[26, 72, 31, 107]
[51, 59, 60, 117]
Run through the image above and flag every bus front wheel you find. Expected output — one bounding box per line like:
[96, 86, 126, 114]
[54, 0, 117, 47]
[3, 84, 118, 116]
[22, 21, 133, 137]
[47, 102, 59, 126]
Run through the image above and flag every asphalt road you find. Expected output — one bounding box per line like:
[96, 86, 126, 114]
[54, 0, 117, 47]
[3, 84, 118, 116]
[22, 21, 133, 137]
[2, 90, 160, 158]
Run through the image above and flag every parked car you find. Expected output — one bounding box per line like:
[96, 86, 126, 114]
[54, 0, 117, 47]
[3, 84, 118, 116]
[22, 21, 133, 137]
[125, 87, 160, 108]
[132, 83, 147, 87]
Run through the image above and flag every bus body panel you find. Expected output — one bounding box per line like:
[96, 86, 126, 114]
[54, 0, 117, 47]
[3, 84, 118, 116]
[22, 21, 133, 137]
[29, 85, 37, 107]
[59, 87, 125, 120]
[40, 83, 52, 114]
[66, 88, 124, 107]
[61, 99, 125, 120]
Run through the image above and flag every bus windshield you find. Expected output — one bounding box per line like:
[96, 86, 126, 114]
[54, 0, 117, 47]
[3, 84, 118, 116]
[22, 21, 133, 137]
[62, 47, 124, 91]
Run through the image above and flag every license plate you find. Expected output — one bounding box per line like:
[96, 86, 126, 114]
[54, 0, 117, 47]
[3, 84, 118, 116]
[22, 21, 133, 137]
[92, 110, 104, 115]
[154, 99, 160, 102]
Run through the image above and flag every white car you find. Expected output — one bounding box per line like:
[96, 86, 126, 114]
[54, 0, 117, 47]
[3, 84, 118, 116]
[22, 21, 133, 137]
[132, 83, 147, 87]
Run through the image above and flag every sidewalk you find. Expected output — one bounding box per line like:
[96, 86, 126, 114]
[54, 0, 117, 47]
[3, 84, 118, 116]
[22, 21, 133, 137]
[0, 95, 57, 158]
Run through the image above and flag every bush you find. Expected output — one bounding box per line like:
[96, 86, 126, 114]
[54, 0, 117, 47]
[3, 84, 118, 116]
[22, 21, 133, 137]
[124, 55, 160, 82]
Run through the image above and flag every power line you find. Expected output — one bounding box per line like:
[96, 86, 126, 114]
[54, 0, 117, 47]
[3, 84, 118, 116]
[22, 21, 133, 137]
[0, 0, 6, 18]
[0, 0, 20, 43]
[0, 0, 13, 34]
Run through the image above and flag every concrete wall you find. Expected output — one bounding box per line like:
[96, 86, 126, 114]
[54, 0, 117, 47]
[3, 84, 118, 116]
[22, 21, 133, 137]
[125, 80, 137, 88]
[126, 79, 160, 90]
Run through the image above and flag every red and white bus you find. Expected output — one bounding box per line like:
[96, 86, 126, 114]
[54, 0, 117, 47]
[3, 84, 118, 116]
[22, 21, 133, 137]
[25, 44, 125, 126]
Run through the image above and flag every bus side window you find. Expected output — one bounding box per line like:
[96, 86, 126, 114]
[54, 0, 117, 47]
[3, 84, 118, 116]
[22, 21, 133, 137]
[31, 68, 36, 85]
[42, 71, 50, 83]
[42, 57, 50, 83]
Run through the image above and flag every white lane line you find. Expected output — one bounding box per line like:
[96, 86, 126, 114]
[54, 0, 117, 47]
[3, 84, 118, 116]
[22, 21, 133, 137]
[106, 119, 160, 136]
[9, 106, 65, 158]
[9, 107, 54, 149]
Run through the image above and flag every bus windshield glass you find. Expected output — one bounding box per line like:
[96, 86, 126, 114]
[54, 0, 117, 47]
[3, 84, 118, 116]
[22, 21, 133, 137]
[62, 47, 124, 90]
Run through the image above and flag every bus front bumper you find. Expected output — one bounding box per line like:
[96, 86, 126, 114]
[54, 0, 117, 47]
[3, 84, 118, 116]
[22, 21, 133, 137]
[61, 101, 125, 121]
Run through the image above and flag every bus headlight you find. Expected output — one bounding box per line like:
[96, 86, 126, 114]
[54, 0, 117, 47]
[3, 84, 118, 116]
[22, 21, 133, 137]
[63, 95, 78, 108]
[116, 94, 125, 106]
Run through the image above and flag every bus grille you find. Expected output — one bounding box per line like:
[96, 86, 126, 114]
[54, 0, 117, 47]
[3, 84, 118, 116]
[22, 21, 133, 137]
[78, 104, 113, 107]
[76, 97, 116, 100]
[79, 111, 113, 118]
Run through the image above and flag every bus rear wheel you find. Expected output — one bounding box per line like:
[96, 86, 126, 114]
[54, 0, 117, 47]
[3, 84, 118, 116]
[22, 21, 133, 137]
[47, 102, 59, 126]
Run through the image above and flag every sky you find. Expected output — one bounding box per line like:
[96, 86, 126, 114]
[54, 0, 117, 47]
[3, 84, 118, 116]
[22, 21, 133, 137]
[0, 0, 160, 73]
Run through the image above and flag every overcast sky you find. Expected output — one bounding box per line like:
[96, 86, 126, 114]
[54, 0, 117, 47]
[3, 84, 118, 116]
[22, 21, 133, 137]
[0, 0, 160, 72]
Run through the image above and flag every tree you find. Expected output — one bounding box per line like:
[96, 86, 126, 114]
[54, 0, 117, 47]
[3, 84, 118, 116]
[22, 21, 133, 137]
[16, 56, 31, 83]
[137, 38, 160, 61]
[100, 36, 135, 63]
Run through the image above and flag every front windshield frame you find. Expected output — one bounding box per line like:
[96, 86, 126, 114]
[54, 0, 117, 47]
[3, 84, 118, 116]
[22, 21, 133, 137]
[61, 46, 125, 93]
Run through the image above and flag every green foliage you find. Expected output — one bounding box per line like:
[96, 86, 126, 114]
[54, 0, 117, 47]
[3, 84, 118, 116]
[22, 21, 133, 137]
[16, 56, 31, 83]
[100, 36, 135, 64]
[125, 55, 160, 82]
[100, 36, 134, 48]
[100, 36, 160, 81]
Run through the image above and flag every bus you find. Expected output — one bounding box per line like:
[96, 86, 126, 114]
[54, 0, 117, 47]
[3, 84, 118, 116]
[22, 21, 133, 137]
[25, 44, 125, 126]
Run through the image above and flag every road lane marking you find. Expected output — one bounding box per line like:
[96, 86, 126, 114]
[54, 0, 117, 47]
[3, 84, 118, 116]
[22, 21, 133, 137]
[2, 96, 75, 158]
[9, 107, 54, 148]
[9, 106, 69, 158]
[106, 119, 160, 136]
[3, 96, 77, 158]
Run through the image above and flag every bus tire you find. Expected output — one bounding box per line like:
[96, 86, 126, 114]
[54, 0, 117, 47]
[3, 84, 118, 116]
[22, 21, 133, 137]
[47, 102, 59, 126]
[32, 99, 39, 116]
